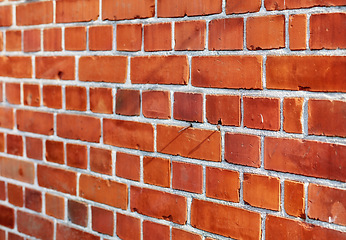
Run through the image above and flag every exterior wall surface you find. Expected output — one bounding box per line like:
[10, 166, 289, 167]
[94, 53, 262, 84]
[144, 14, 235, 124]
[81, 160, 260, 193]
[0, 0, 345, 239]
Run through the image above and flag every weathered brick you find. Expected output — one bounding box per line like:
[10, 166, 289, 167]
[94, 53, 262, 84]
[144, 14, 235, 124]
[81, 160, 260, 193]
[7, 134, 23, 156]
[206, 95, 240, 126]
[36, 56, 75, 80]
[0, 157, 35, 184]
[6, 30, 21, 51]
[144, 23, 172, 51]
[102, 0, 155, 20]
[143, 156, 170, 188]
[25, 188, 42, 212]
[173, 161, 203, 193]
[68, 200, 88, 227]
[265, 0, 346, 10]
[116, 89, 140, 116]
[142, 90, 171, 119]
[23, 84, 40, 107]
[45, 193, 64, 220]
[116, 152, 140, 181]
[17, 110, 54, 135]
[89, 25, 113, 51]
[283, 97, 303, 133]
[289, 14, 307, 50]
[43, 85, 62, 109]
[5, 83, 21, 104]
[172, 228, 201, 240]
[65, 86, 87, 111]
[174, 92, 203, 122]
[284, 180, 305, 218]
[0, 6, 12, 26]
[90, 147, 112, 175]
[26, 137, 42, 160]
[56, 0, 99, 23]
[16, 1, 53, 26]
[175, 20, 206, 50]
[116, 213, 141, 240]
[23, 29, 41, 52]
[65, 27, 86, 51]
[66, 143, 87, 169]
[117, 24, 142, 52]
[0, 205, 14, 228]
[226, 0, 261, 14]
[0, 107, 14, 129]
[17, 211, 53, 240]
[143, 221, 170, 240]
[90, 87, 113, 114]
[46, 140, 64, 164]
[0, 56, 32, 78]
[44, 28, 62, 51]
[8, 184, 23, 207]
[56, 224, 100, 240]
[209, 18, 243, 50]
[92, 206, 114, 235]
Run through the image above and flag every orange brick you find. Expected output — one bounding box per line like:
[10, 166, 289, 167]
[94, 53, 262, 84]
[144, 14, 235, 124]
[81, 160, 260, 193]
[90, 147, 112, 175]
[44, 28, 62, 51]
[0, 6, 12, 26]
[116, 89, 140, 116]
[56, 224, 100, 240]
[0, 32, 2, 51]
[5, 83, 21, 105]
[23, 29, 41, 52]
[191, 199, 261, 239]
[89, 25, 113, 51]
[0, 157, 35, 184]
[173, 161, 203, 193]
[56, 0, 99, 23]
[157, 124, 221, 162]
[92, 206, 114, 235]
[143, 221, 170, 240]
[65, 86, 87, 111]
[0, 107, 14, 129]
[17, 211, 53, 240]
[6, 30, 21, 51]
[17, 110, 54, 135]
[131, 186, 187, 224]
[36, 56, 75, 80]
[308, 99, 346, 137]
[102, 0, 155, 20]
[247, 15, 285, 50]
[16, 1, 53, 26]
[43, 85, 62, 109]
[68, 200, 88, 227]
[265, 0, 346, 10]
[45, 193, 64, 220]
[284, 180, 305, 218]
[26, 137, 42, 160]
[25, 188, 42, 212]
[90, 87, 113, 114]
[65, 27, 86, 51]
[226, 0, 261, 13]
[23, 84, 40, 107]
[0, 133, 4, 152]
[79, 56, 127, 83]
[117, 24, 142, 51]
[0, 57, 32, 78]
[131, 55, 189, 85]
[266, 56, 346, 92]
[0, 205, 14, 228]
[206, 167, 240, 202]
[144, 23, 172, 51]
[79, 174, 128, 209]
[143, 156, 170, 187]
[142, 90, 171, 119]
[209, 18, 243, 50]
[206, 95, 240, 126]
[116, 213, 141, 240]
[46, 140, 64, 164]
[172, 228, 201, 240]
[289, 14, 307, 50]
[264, 137, 346, 182]
[175, 20, 206, 50]
[8, 183, 23, 207]
[66, 143, 87, 169]
[116, 152, 140, 181]
[7, 134, 23, 156]
[174, 92, 203, 122]
[283, 97, 303, 133]
[310, 13, 346, 50]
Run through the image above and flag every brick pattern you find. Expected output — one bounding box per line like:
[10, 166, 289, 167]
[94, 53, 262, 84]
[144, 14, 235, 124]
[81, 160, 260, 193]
[0, 0, 345, 240]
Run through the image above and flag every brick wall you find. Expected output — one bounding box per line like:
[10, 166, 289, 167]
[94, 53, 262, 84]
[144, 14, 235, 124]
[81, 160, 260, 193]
[0, 0, 345, 239]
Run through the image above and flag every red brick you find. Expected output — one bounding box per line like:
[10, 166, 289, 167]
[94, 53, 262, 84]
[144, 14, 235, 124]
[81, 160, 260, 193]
[206, 167, 240, 202]
[68, 200, 88, 227]
[56, 0, 99, 23]
[46, 140, 64, 164]
[116, 89, 140, 116]
[243, 173, 281, 211]
[144, 156, 170, 187]
[131, 186, 187, 224]
[45, 193, 64, 220]
[23, 29, 41, 52]
[144, 23, 172, 51]
[104, 119, 154, 151]
[289, 14, 307, 50]
[226, 0, 261, 13]
[0, 32, 2, 51]
[142, 90, 171, 119]
[0, 229, 4, 240]
[157, 124, 221, 162]
[117, 24, 142, 51]
[157, 0, 222, 17]
[43, 85, 62, 109]
[266, 215, 346, 240]
[206, 95, 240, 126]
[36, 56, 75, 80]
[192, 56, 262, 89]
[116, 152, 140, 181]
[26, 137, 42, 160]
[0, 157, 34, 184]
[209, 18, 243, 50]
[25, 188, 42, 212]
[102, 0, 155, 20]
[79, 174, 128, 209]
[244, 97, 280, 131]
[90, 147, 112, 175]
[143, 221, 170, 240]
[44, 28, 62, 51]
[264, 137, 346, 182]
[6, 30, 21, 51]
[0, 107, 14, 129]
[191, 199, 261, 239]
[92, 206, 114, 235]
[0, 82, 2, 102]
[0, 181, 4, 200]
[172, 228, 201, 240]
[57, 114, 101, 142]
[175, 20, 206, 50]
[8, 233, 24, 240]
[284, 180, 305, 218]
[23, 84, 40, 107]
[173, 161, 203, 193]
[116, 213, 141, 240]
[56, 224, 100, 240]
[0, 133, 3, 153]
[283, 97, 303, 133]
[79, 56, 127, 83]
[308, 184, 346, 226]
[247, 15, 285, 50]
[66, 143, 87, 169]
[308, 99, 346, 137]
[7, 134, 22, 156]
[174, 92, 203, 122]
[90, 87, 113, 114]
[65, 26, 86, 51]
[0, 56, 32, 78]
[37, 165, 77, 195]
[17, 211, 53, 240]
[266, 56, 346, 92]
[0, 6, 12, 26]
[131, 55, 189, 85]
[65, 86, 87, 111]
[0, 205, 14, 228]
[89, 25, 113, 51]
[8, 184, 23, 207]
[310, 13, 346, 50]
[16, 1, 53, 26]
[265, 0, 346, 10]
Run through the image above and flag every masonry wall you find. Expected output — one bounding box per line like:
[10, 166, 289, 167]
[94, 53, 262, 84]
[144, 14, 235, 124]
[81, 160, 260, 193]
[0, 0, 345, 239]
